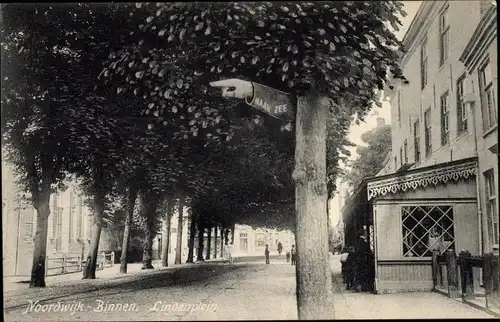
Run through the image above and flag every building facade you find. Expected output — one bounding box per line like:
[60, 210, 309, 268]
[342, 0, 498, 294]
[385, 0, 498, 254]
[2, 161, 115, 276]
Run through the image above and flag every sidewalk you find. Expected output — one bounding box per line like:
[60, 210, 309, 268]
[329, 255, 494, 319]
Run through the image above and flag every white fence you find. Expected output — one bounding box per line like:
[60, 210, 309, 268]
[45, 251, 115, 276]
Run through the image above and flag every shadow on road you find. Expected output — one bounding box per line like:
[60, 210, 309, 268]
[4, 262, 248, 311]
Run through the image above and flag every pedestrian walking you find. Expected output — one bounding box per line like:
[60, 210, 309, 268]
[344, 246, 356, 290]
[290, 245, 296, 265]
[277, 242, 283, 256]
[265, 244, 270, 264]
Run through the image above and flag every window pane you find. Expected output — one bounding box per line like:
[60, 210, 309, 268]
[402, 205, 455, 257]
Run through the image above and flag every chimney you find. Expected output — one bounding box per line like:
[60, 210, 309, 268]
[377, 118, 386, 127]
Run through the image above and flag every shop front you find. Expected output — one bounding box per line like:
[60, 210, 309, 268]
[367, 157, 480, 293]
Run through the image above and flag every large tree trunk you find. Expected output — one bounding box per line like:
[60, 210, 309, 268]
[214, 226, 218, 259]
[186, 211, 196, 263]
[174, 195, 185, 264]
[29, 190, 51, 288]
[142, 216, 155, 269]
[292, 93, 333, 319]
[197, 224, 205, 261]
[206, 227, 212, 260]
[120, 187, 137, 274]
[142, 195, 157, 270]
[83, 210, 103, 279]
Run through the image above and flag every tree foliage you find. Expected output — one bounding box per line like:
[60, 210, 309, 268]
[343, 124, 392, 188]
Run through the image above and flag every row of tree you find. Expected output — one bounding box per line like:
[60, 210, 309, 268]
[1, 4, 407, 316]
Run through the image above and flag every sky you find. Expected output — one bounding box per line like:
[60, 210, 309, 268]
[342, 1, 422, 165]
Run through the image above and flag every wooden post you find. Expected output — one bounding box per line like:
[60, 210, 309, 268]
[293, 93, 333, 319]
[62, 254, 67, 274]
[432, 250, 440, 291]
[483, 252, 500, 311]
[445, 250, 459, 298]
[459, 250, 474, 301]
[111, 251, 115, 266]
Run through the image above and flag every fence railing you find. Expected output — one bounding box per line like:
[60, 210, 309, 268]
[432, 249, 499, 315]
[45, 251, 115, 276]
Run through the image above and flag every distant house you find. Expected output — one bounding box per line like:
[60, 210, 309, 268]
[2, 161, 115, 276]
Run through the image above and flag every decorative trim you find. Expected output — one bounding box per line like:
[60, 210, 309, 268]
[367, 161, 477, 200]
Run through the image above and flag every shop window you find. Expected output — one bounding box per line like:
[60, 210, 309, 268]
[402, 205, 455, 257]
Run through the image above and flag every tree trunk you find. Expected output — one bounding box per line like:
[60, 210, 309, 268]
[186, 211, 196, 263]
[162, 196, 174, 267]
[206, 227, 212, 260]
[220, 226, 224, 257]
[231, 223, 236, 244]
[214, 226, 218, 259]
[120, 187, 137, 274]
[29, 192, 51, 288]
[174, 195, 185, 264]
[142, 215, 155, 269]
[224, 228, 229, 245]
[83, 213, 103, 279]
[161, 198, 173, 267]
[197, 224, 205, 261]
[292, 93, 333, 319]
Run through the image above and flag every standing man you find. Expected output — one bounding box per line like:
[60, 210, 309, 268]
[277, 241, 283, 256]
[265, 244, 270, 264]
[291, 245, 296, 265]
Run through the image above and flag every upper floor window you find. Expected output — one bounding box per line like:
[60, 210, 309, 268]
[439, 6, 450, 66]
[394, 156, 398, 170]
[484, 170, 498, 248]
[479, 60, 497, 132]
[77, 196, 83, 239]
[420, 37, 428, 89]
[424, 109, 432, 157]
[24, 211, 34, 238]
[440, 91, 450, 146]
[414, 120, 421, 164]
[400, 147, 403, 168]
[456, 76, 468, 135]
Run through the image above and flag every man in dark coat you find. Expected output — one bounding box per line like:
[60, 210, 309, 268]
[354, 232, 371, 292]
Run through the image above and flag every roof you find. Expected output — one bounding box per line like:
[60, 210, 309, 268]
[459, 4, 497, 72]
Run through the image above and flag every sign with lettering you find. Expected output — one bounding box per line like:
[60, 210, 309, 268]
[245, 82, 295, 121]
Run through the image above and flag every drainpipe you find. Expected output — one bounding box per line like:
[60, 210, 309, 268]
[466, 93, 484, 256]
